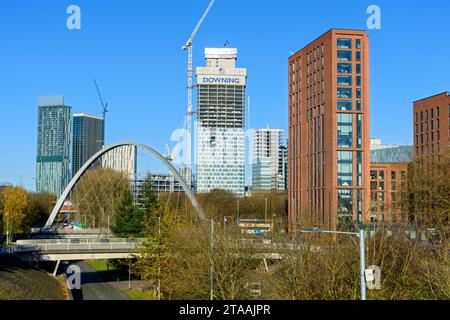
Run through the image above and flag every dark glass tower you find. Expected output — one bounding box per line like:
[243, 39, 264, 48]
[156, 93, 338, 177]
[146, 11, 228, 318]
[72, 114, 104, 177]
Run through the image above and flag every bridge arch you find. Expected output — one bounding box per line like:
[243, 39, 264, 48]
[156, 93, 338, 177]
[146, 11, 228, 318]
[43, 142, 205, 230]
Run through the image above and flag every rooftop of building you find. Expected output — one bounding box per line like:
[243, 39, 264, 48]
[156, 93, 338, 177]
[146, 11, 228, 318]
[370, 145, 413, 164]
[38, 95, 65, 107]
[413, 91, 449, 103]
[73, 113, 104, 120]
[205, 48, 238, 59]
[289, 28, 368, 59]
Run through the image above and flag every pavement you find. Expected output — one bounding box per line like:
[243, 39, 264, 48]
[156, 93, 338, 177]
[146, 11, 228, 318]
[69, 261, 130, 300]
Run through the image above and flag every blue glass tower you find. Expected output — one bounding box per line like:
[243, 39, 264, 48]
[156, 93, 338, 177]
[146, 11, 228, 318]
[36, 96, 71, 197]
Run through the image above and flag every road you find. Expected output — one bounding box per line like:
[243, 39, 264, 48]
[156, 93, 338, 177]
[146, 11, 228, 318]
[69, 261, 129, 300]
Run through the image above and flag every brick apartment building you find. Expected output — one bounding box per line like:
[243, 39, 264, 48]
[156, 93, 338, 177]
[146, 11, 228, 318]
[288, 29, 371, 231]
[413, 92, 450, 157]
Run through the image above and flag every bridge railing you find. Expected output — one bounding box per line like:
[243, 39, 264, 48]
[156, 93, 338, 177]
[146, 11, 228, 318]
[16, 238, 145, 246]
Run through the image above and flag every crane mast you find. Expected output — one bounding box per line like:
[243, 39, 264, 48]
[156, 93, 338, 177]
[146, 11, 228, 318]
[182, 0, 217, 177]
[93, 79, 109, 147]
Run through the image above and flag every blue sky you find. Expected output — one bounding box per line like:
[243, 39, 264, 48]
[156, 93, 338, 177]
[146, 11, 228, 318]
[0, 0, 449, 191]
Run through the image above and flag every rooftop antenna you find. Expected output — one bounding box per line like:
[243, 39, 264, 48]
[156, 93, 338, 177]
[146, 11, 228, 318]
[93, 79, 109, 147]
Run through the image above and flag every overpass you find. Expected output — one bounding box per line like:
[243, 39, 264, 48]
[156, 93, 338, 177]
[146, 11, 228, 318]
[8, 238, 143, 261]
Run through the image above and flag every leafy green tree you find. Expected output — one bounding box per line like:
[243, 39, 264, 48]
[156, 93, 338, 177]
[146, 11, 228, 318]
[139, 172, 160, 231]
[112, 188, 144, 237]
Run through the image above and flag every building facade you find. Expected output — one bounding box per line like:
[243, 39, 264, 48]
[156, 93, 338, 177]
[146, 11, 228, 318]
[252, 129, 287, 191]
[196, 48, 247, 197]
[133, 173, 184, 206]
[36, 96, 71, 198]
[72, 114, 104, 177]
[101, 145, 137, 179]
[369, 144, 413, 224]
[288, 29, 371, 231]
[413, 92, 449, 157]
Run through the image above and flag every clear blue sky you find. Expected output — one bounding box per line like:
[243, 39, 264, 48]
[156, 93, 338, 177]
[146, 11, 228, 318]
[0, 0, 449, 191]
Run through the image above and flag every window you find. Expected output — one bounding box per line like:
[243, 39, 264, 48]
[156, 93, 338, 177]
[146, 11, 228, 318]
[379, 171, 385, 180]
[370, 170, 377, 180]
[357, 114, 363, 148]
[337, 38, 352, 49]
[356, 88, 362, 99]
[338, 113, 353, 148]
[356, 51, 361, 61]
[337, 76, 352, 86]
[337, 51, 352, 61]
[338, 101, 352, 111]
[379, 182, 385, 191]
[338, 151, 353, 186]
[371, 181, 378, 190]
[338, 88, 352, 98]
[356, 76, 362, 87]
[391, 171, 396, 180]
[357, 152, 363, 186]
[357, 101, 362, 111]
[356, 39, 361, 49]
[337, 63, 352, 74]
[415, 113, 418, 123]
[356, 64, 361, 74]
[391, 181, 397, 191]
[338, 189, 353, 216]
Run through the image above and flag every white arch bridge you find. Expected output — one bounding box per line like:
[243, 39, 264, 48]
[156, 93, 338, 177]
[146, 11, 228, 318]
[43, 142, 206, 231]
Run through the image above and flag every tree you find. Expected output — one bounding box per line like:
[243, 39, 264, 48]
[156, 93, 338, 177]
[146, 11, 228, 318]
[406, 151, 450, 250]
[1, 186, 29, 240]
[112, 188, 144, 237]
[139, 172, 160, 230]
[73, 167, 129, 229]
[26, 192, 56, 229]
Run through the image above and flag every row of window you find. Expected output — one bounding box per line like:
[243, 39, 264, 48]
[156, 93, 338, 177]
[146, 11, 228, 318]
[414, 119, 440, 133]
[337, 88, 363, 99]
[370, 170, 407, 181]
[337, 75, 362, 87]
[414, 108, 440, 123]
[415, 131, 441, 144]
[337, 51, 362, 62]
[338, 100, 363, 111]
[337, 38, 362, 49]
[337, 63, 362, 74]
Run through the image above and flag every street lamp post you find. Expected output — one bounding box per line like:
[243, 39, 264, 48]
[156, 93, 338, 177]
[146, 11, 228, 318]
[5, 212, 9, 246]
[237, 200, 240, 222]
[299, 228, 367, 300]
[264, 198, 268, 221]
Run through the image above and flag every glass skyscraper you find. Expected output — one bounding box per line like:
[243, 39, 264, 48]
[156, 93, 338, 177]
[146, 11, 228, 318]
[196, 48, 247, 197]
[252, 129, 287, 191]
[36, 96, 71, 198]
[72, 114, 104, 177]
